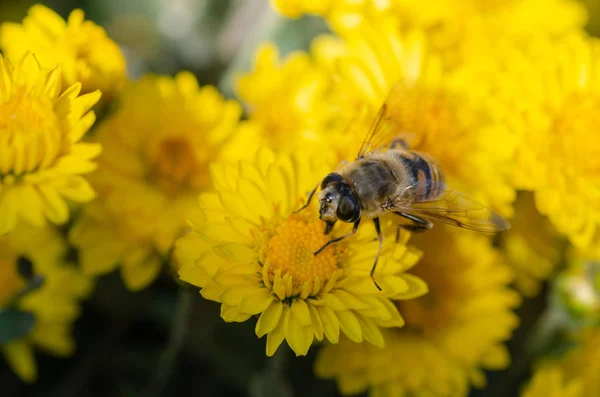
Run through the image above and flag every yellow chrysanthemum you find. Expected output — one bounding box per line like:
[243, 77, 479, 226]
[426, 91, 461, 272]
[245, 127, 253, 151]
[315, 226, 521, 396]
[0, 4, 126, 97]
[272, 0, 586, 59]
[0, 223, 92, 382]
[521, 367, 582, 397]
[509, 33, 600, 250]
[313, 22, 516, 215]
[175, 149, 428, 357]
[69, 72, 253, 291]
[499, 193, 562, 297]
[0, 53, 101, 236]
[235, 43, 333, 152]
[392, 0, 587, 38]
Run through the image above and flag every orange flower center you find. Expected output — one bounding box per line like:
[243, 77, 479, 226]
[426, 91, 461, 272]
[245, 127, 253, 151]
[264, 214, 345, 295]
[0, 90, 65, 175]
[148, 138, 201, 194]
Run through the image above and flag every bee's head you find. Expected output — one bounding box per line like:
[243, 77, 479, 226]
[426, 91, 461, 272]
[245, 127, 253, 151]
[318, 172, 361, 224]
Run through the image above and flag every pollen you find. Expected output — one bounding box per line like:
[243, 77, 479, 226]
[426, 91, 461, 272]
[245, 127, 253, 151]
[0, 91, 65, 175]
[264, 214, 343, 295]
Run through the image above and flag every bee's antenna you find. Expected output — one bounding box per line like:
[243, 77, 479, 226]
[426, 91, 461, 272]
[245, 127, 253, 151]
[294, 183, 319, 213]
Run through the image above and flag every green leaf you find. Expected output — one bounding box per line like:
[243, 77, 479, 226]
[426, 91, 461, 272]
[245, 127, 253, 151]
[0, 310, 36, 344]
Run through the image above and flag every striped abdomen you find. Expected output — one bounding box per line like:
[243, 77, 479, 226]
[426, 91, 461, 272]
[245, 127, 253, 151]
[394, 150, 445, 201]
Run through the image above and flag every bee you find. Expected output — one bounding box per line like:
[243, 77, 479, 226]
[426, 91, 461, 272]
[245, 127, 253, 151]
[297, 85, 510, 290]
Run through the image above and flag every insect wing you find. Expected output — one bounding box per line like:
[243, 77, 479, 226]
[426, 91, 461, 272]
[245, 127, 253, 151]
[355, 103, 387, 159]
[356, 84, 416, 159]
[394, 188, 511, 233]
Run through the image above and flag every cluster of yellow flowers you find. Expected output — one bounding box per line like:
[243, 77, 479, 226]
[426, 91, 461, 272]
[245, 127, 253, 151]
[1, 1, 600, 395]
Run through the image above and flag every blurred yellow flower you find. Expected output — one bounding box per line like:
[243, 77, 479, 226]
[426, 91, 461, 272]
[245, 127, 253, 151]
[0, 4, 126, 97]
[0, 53, 101, 235]
[532, 328, 600, 396]
[175, 149, 428, 357]
[313, 22, 516, 215]
[521, 367, 582, 397]
[271, 0, 391, 28]
[236, 43, 332, 151]
[561, 328, 600, 395]
[70, 72, 250, 291]
[499, 193, 562, 297]
[315, 227, 521, 396]
[511, 33, 600, 250]
[0, 223, 91, 382]
[273, 0, 586, 66]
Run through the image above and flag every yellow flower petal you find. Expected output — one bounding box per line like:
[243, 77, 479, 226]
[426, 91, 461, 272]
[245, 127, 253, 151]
[389, 274, 429, 300]
[284, 308, 313, 356]
[358, 317, 384, 348]
[291, 299, 312, 327]
[2, 340, 37, 383]
[266, 306, 288, 356]
[121, 256, 162, 291]
[0, 187, 19, 235]
[331, 290, 371, 310]
[213, 242, 258, 263]
[308, 304, 324, 341]
[318, 306, 340, 344]
[256, 300, 284, 337]
[336, 310, 363, 343]
[220, 285, 259, 306]
[239, 288, 274, 315]
[221, 304, 252, 323]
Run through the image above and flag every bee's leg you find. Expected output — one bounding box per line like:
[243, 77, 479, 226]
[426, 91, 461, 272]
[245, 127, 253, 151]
[393, 212, 433, 242]
[324, 220, 336, 235]
[294, 183, 319, 213]
[370, 217, 384, 291]
[314, 218, 360, 255]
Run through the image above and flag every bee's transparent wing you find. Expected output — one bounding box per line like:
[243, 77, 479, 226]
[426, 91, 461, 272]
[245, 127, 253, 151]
[356, 84, 420, 159]
[393, 188, 510, 233]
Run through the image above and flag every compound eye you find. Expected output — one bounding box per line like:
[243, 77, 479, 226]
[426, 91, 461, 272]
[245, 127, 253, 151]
[324, 193, 334, 203]
[321, 172, 344, 189]
[336, 194, 361, 223]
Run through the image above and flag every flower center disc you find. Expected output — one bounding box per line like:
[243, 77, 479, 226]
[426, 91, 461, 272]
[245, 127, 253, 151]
[264, 215, 343, 295]
[148, 138, 200, 194]
[0, 91, 63, 175]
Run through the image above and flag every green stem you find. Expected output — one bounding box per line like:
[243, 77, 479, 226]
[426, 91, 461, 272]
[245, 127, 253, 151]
[144, 288, 194, 397]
